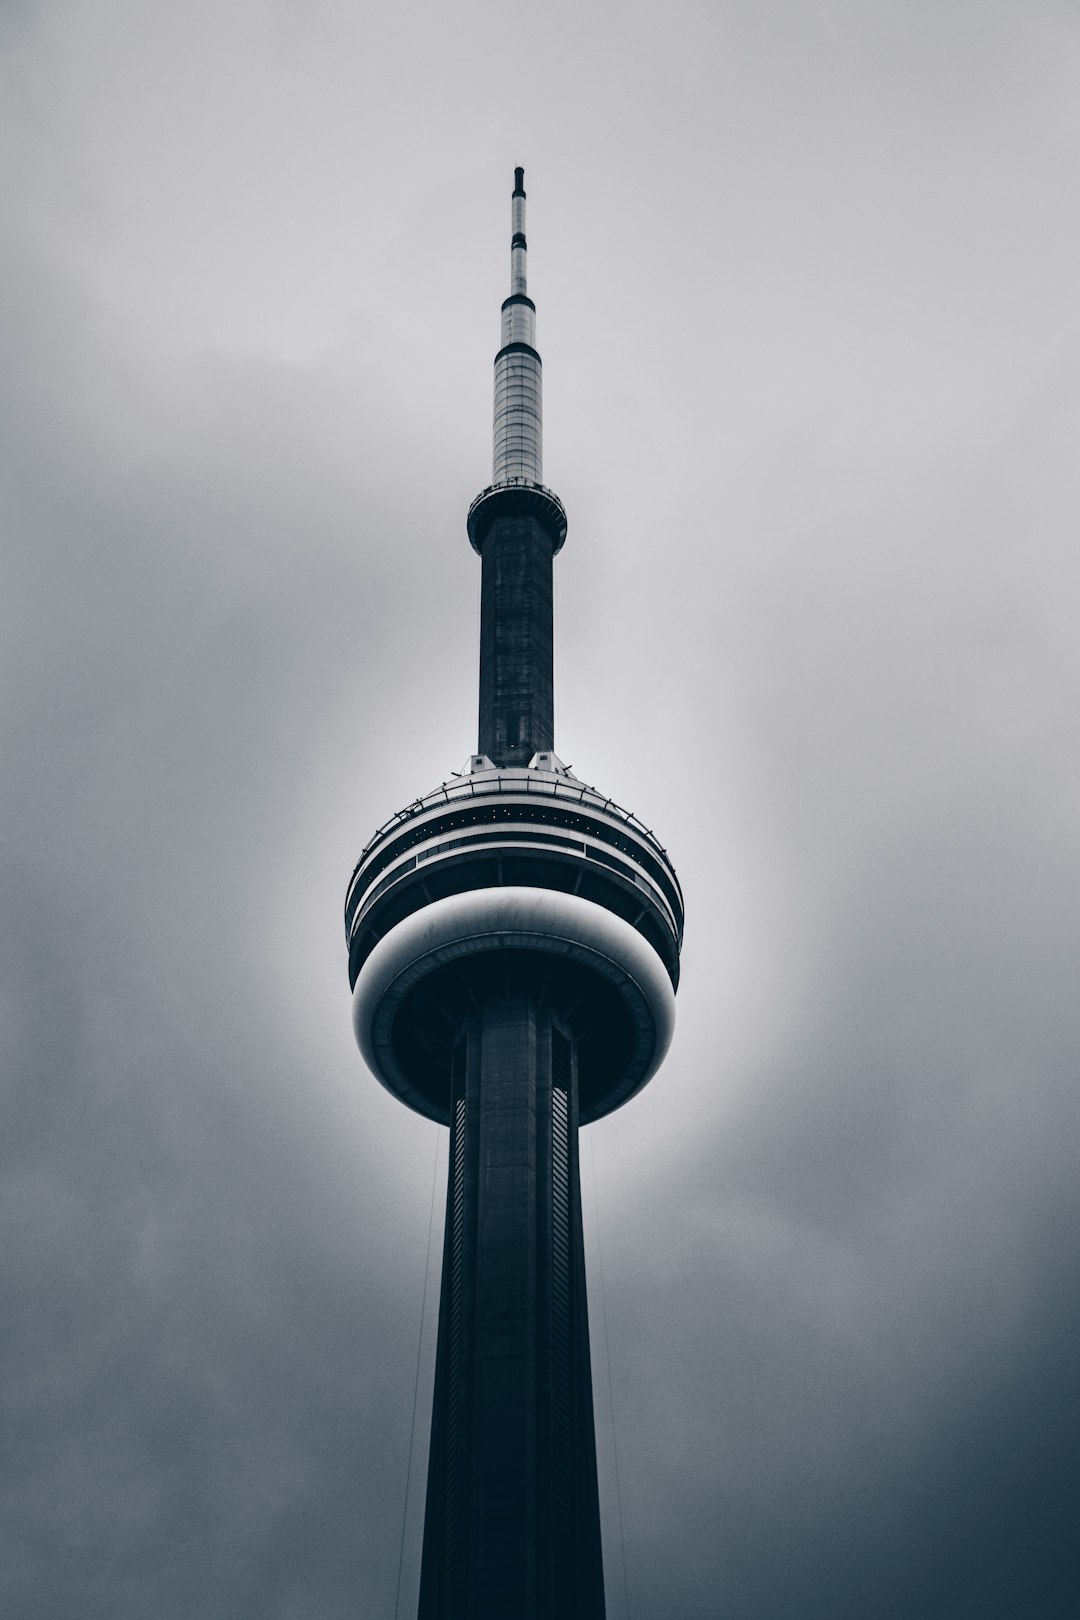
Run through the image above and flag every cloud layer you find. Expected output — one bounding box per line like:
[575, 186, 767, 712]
[3, 3, 1080, 1615]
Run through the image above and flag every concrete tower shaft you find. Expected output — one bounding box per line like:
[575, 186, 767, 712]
[345, 169, 683, 1620]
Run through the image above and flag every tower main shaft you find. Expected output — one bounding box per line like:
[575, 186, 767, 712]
[417, 976, 605, 1616]
[347, 169, 682, 1620]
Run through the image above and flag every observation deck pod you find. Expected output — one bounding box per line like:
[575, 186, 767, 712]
[347, 758, 683, 1127]
[467, 479, 568, 556]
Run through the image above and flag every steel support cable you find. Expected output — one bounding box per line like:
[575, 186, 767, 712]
[393, 1127, 441, 1620]
[589, 1133, 632, 1620]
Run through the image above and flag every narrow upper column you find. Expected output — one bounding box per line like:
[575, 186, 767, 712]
[471, 168, 566, 765]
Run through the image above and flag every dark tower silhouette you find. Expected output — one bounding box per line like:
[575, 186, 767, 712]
[346, 169, 684, 1619]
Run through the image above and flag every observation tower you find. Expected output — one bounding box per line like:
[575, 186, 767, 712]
[346, 169, 684, 1619]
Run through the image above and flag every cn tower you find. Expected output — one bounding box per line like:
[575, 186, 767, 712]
[346, 169, 684, 1619]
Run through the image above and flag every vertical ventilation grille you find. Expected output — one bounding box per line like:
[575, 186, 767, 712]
[444, 1039, 467, 1615]
[551, 1030, 572, 1533]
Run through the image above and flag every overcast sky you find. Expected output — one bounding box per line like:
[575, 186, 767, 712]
[4, 2, 1080, 1616]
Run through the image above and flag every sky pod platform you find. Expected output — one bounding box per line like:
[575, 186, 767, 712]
[347, 757, 684, 1126]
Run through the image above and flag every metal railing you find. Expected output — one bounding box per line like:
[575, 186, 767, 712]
[351, 769, 675, 881]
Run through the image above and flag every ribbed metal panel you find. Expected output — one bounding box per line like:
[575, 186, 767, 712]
[493, 351, 543, 482]
[501, 301, 536, 347]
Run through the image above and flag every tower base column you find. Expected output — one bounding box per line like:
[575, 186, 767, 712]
[417, 966, 606, 1620]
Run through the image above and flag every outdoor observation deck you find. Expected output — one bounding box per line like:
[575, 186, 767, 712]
[346, 760, 684, 1125]
[467, 478, 568, 555]
[346, 762, 683, 991]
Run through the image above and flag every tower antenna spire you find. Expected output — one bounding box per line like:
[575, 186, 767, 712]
[511, 164, 527, 296]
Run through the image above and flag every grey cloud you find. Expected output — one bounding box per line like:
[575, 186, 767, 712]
[4, 2, 1080, 1616]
